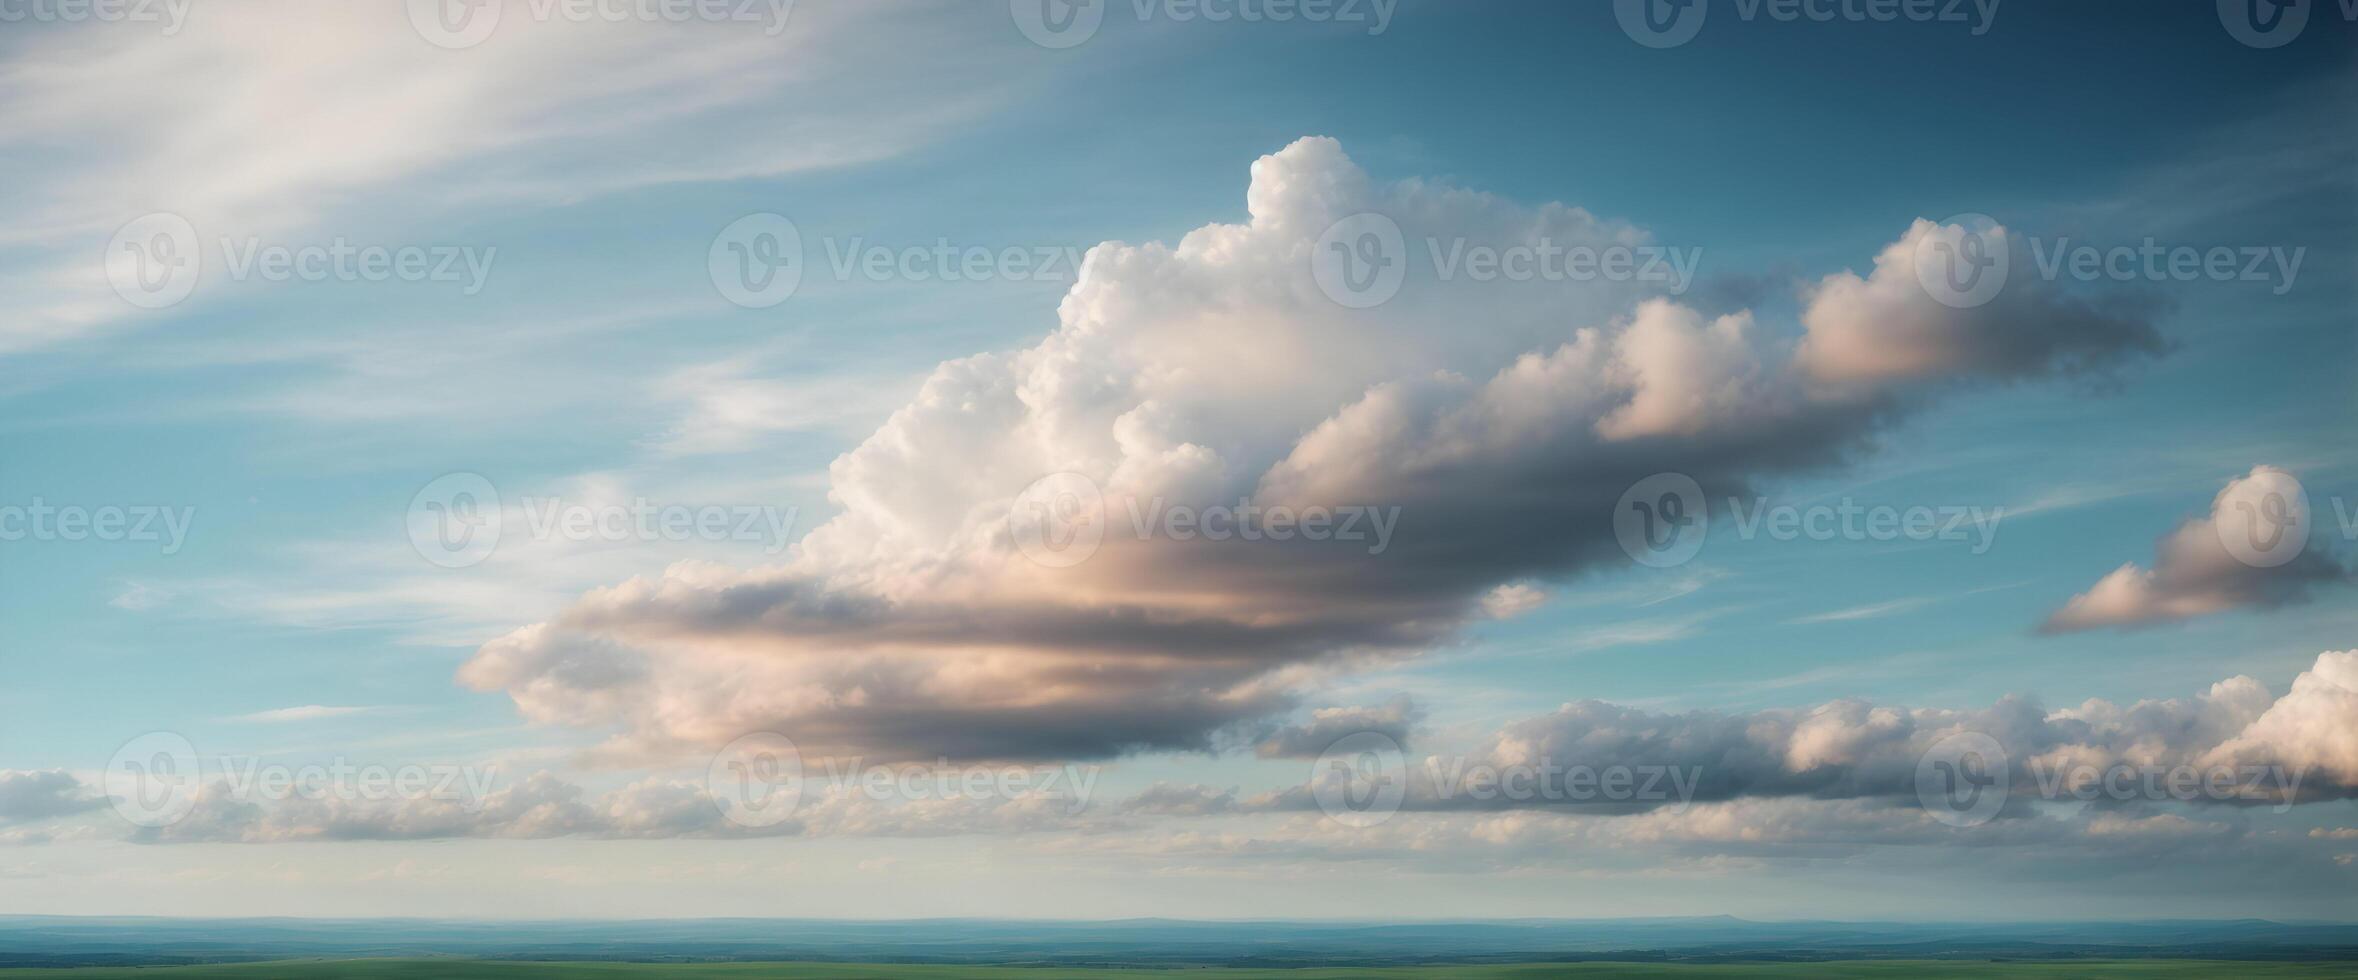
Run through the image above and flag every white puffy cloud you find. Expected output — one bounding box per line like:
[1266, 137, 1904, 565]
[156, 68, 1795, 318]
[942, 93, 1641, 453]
[1479, 583, 1548, 619]
[2201, 650, 2358, 789]
[2043, 466, 2348, 632]
[462, 138, 2168, 766]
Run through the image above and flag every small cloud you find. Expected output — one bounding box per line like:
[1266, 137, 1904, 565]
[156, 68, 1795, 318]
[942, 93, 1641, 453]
[1481, 583, 1548, 619]
[110, 582, 170, 612]
[1252, 696, 1421, 758]
[2041, 466, 2348, 633]
[224, 705, 386, 724]
[1788, 597, 1928, 625]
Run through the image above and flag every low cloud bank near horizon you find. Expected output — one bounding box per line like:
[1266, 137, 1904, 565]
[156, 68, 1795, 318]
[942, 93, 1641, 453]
[20, 647, 2353, 847]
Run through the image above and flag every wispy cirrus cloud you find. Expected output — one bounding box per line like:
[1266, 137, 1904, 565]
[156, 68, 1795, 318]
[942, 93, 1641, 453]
[0, 2, 1025, 352]
[222, 705, 392, 724]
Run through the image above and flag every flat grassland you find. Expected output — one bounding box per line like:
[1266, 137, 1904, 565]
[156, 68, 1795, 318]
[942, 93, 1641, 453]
[3, 961, 2355, 978]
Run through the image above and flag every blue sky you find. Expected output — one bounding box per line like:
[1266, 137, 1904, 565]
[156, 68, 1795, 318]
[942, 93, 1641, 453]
[0, 1, 2355, 920]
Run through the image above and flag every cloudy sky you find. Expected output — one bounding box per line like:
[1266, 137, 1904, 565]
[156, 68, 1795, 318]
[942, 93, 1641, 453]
[1, 1, 2355, 921]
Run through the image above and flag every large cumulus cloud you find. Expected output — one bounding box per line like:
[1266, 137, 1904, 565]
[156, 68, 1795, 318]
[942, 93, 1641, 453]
[461, 137, 2166, 765]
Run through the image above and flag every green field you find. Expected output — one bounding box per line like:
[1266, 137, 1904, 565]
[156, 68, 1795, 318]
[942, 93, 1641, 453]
[3, 961, 2354, 979]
